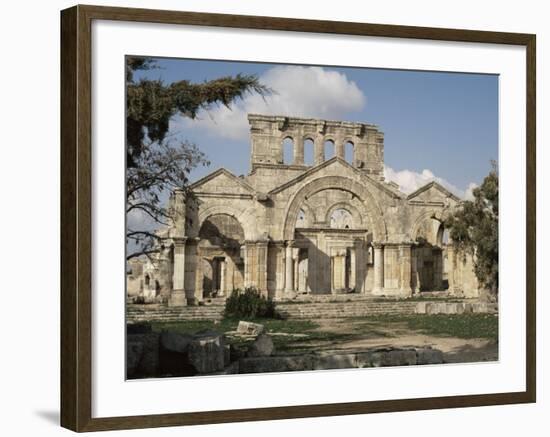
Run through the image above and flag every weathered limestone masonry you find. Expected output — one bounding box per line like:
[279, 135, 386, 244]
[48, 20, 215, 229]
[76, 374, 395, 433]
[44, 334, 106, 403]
[128, 114, 480, 305]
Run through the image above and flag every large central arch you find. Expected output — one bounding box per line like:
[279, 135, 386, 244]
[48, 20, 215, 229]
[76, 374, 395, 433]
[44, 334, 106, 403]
[282, 176, 387, 241]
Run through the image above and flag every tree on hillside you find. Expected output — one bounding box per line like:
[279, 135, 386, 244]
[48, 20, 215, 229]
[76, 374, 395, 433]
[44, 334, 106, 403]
[444, 162, 499, 296]
[126, 57, 270, 259]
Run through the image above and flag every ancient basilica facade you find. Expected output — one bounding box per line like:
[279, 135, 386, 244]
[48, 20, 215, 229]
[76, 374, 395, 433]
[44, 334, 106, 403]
[127, 114, 479, 306]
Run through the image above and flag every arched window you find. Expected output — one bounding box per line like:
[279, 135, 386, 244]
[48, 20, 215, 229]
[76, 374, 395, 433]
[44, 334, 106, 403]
[345, 141, 354, 165]
[324, 139, 335, 160]
[304, 138, 314, 165]
[144, 274, 150, 286]
[330, 208, 353, 229]
[283, 137, 294, 164]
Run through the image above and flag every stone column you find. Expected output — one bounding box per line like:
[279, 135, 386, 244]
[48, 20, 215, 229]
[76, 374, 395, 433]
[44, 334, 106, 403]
[340, 255, 346, 290]
[399, 244, 413, 296]
[294, 254, 299, 291]
[294, 140, 304, 165]
[335, 140, 345, 159]
[433, 248, 443, 290]
[447, 245, 456, 295]
[411, 247, 419, 294]
[219, 259, 226, 296]
[314, 137, 325, 165]
[350, 248, 356, 290]
[242, 245, 250, 288]
[169, 238, 187, 306]
[354, 241, 366, 293]
[373, 243, 384, 294]
[256, 241, 269, 295]
[284, 242, 295, 293]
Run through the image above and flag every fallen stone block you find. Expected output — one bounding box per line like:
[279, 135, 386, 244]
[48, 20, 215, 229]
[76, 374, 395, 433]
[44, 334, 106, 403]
[384, 349, 417, 366]
[127, 322, 152, 335]
[160, 331, 193, 354]
[127, 332, 160, 378]
[126, 340, 143, 378]
[313, 353, 356, 370]
[236, 321, 265, 336]
[239, 355, 315, 374]
[188, 332, 226, 374]
[247, 334, 274, 357]
[211, 361, 240, 375]
[416, 348, 444, 365]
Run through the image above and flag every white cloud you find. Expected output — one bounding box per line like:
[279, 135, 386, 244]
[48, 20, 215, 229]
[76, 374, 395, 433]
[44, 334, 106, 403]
[384, 165, 474, 200]
[173, 66, 366, 140]
[464, 182, 478, 201]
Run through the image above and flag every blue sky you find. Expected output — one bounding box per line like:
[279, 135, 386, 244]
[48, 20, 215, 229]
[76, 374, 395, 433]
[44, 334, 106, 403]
[134, 57, 498, 198]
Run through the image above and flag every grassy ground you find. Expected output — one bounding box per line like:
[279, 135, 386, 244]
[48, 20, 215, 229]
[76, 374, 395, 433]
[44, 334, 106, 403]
[353, 313, 499, 342]
[149, 313, 498, 354]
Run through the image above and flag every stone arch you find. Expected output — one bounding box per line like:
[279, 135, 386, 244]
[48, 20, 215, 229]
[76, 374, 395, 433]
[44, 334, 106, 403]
[197, 203, 258, 241]
[325, 201, 364, 228]
[198, 213, 245, 247]
[410, 209, 449, 244]
[283, 176, 387, 240]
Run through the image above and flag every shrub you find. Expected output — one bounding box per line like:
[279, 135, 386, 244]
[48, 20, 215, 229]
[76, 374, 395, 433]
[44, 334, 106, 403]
[224, 287, 277, 319]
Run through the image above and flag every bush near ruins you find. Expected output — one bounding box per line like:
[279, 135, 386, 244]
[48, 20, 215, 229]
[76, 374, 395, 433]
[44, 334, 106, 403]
[224, 288, 278, 319]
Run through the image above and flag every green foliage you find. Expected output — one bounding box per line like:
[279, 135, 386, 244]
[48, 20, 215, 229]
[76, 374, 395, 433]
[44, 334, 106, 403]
[126, 56, 270, 167]
[445, 162, 499, 294]
[224, 288, 278, 319]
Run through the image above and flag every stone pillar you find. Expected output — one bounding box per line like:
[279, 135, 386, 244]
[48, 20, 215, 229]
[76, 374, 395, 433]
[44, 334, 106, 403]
[399, 244, 413, 296]
[354, 241, 366, 293]
[433, 248, 443, 290]
[447, 245, 456, 295]
[294, 139, 304, 165]
[284, 242, 295, 293]
[169, 238, 187, 306]
[350, 248, 356, 290]
[314, 137, 325, 165]
[242, 245, 251, 288]
[373, 243, 384, 294]
[219, 259, 226, 296]
[171, 190, 186, 237]
[335, 140, 345, 159]
[294, 252, 299, 291]
[256, 241, 269, 295]
[411, 247, 420, 294]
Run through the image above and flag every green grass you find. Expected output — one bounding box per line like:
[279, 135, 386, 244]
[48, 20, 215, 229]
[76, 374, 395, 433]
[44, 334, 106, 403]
[150, 318, 317, 335]
[357, 313, 499, 342]
[147, 313, 498, 355]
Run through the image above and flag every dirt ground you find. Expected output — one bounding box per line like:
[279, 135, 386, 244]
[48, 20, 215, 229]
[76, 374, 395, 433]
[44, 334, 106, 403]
[282, 317, 498, 363]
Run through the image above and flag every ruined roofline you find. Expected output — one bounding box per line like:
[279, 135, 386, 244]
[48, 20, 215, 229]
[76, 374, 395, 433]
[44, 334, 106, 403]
[247, 113, 381, 131]
[406, 180, 462, 202]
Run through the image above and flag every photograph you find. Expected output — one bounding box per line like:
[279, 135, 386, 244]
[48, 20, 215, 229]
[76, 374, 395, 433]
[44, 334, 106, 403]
[125, 56, 500, 379]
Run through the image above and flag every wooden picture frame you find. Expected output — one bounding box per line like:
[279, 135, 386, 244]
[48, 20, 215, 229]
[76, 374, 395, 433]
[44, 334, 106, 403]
[60, 4, 536, 432]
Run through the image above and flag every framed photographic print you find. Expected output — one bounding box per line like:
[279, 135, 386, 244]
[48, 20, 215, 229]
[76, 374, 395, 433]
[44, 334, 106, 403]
[60, 4, 536, 432]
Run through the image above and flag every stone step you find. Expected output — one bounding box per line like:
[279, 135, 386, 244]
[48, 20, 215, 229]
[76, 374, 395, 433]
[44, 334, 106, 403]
[125, 299, 487, 323]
